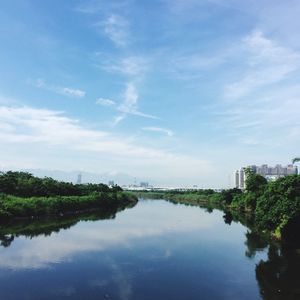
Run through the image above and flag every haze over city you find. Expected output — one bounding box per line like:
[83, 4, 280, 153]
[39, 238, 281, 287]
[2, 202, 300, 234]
[1, 0, 300, 187]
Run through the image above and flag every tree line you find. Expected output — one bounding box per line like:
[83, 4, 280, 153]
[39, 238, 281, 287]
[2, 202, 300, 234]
[218, 168, 300, 241]
[0, 171, 122, 197]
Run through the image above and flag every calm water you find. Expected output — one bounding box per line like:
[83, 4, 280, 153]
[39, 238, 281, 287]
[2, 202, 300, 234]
[0, 199, 299, 300]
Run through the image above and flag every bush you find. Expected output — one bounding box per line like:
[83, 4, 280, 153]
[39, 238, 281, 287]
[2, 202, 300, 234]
[0, 192, 138, 220]
[255, 175, 300, 233]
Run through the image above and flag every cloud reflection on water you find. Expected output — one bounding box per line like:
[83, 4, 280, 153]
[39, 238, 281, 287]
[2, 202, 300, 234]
[0, 200, 221, 269]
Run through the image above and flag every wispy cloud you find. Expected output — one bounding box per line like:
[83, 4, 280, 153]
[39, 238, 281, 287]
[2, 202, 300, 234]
[116, 82, 157, 120]
[96, 54, 149, 77]
[111, 114, 126, 126]
[142, 127, 174, 137]
[224, 30, 300, 99]
[93, 53, 152, 124]
[97, 14, 130, 47]
[205, 30, 300, 147]
[0, 104, 212, 183]
[97, 83, 157, 125]
[217, 83, 300, 146]
[96, 98, 116, 107]
[30, 78, 86, 98]
[61, 87, 86, 98]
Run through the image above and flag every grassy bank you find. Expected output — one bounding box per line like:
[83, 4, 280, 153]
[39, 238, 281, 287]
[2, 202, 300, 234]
[0, 192, 137, 220]
[0, 171, 137, 220]
[135, 190, 222, 205]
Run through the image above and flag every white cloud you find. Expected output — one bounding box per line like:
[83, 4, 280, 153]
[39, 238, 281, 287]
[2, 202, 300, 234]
[97, 55, 149, 77]
[119, 56, 148, 76]
[116, 82, 157, 120]
[217, 83, 300, 147]
[121, 82, 138, 110]
[224, 30, 300, 99]
[96, 98, 116, 107]
[211, 30, 300, 147]
[142, 127, 174, 137]
[98, 14, 130, 47]
[60, 87, 86, 98]
[95, 83, 157, 124]
[0, 106, 106, 145]
[30, 78, 86, 98]
[0, 105, 212, 183]
[93, 54, 153, 124]
[111, 114, 126, 126]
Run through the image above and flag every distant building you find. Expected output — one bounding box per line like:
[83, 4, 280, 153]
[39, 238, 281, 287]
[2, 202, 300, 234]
[77, 174, 82, 184]
[140, 182, 149, 188]
[239, 168, 246, 189]
[235, 170, 239, 189]
[235, 164, 298, 189]
[108, 180, 114, 186]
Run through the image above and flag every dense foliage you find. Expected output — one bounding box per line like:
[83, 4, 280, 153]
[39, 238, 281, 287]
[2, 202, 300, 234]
[211, 170, 300, 239]
[0, 171, 122, 197]
[0, 171, 137, 220]
[135, 189, 222, 205]
[0, 192, 137, 219]
[255, 175, 300, 235]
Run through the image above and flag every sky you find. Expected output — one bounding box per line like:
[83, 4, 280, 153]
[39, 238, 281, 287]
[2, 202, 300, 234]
[1, 0, 300, 187]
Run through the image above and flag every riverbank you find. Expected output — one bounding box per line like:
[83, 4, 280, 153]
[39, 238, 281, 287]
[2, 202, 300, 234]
[0, 192, 137, 220]
[133, 173, 300, 248]
[134, 190, 222, 205]
[0, 171, 138, 221]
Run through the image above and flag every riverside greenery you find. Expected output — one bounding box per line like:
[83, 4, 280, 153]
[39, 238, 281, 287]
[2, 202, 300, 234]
[0, 171, 137, 220]
[136, 170, 300, 242]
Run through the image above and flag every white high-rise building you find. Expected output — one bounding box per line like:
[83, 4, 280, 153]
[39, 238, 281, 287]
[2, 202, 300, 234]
[235, 168, 246, 189]
[235, 170, 239, 188]
[235, 164, 298, 189]
[239, 168, 245, 189]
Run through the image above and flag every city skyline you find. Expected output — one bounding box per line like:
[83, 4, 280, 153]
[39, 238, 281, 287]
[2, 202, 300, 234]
[235, 163, 298, 189]
[1, 1, 300, 187]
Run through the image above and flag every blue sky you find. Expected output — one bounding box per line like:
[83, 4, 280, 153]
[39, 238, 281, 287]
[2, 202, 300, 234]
[1, 0, 300, 187]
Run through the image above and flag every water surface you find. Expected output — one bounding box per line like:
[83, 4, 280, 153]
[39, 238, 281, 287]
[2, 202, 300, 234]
[0, 199, 299, 300]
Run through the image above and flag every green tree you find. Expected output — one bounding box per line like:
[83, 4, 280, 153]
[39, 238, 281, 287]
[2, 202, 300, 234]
[255, 175, 300, 234]
[0, 171, 119, 197]
[243, 168, 268, 210]
[245, 168, 268, 193]
[220, 188, 242, 205]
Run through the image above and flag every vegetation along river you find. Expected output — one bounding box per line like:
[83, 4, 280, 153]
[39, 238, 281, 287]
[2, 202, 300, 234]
[0, 198, 299, 300]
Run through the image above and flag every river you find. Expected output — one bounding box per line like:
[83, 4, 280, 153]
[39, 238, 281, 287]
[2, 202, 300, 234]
[0, 199, 299, 300]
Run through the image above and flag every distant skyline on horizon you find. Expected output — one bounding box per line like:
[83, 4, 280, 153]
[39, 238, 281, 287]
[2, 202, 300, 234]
[1, 0, 300, 187]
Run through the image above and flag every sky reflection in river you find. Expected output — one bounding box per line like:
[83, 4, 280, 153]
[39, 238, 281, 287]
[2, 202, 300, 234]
[0, 199, 275, 300]
[0, 200, 228, 269]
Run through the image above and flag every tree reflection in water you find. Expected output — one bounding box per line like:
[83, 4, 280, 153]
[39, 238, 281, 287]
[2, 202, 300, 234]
[1, 200, 299, 299]
[222, 210, 300, 300]
[255, 245, 300, 300]
[0, 204, 133, 248]
[164, 201, 300, 300]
